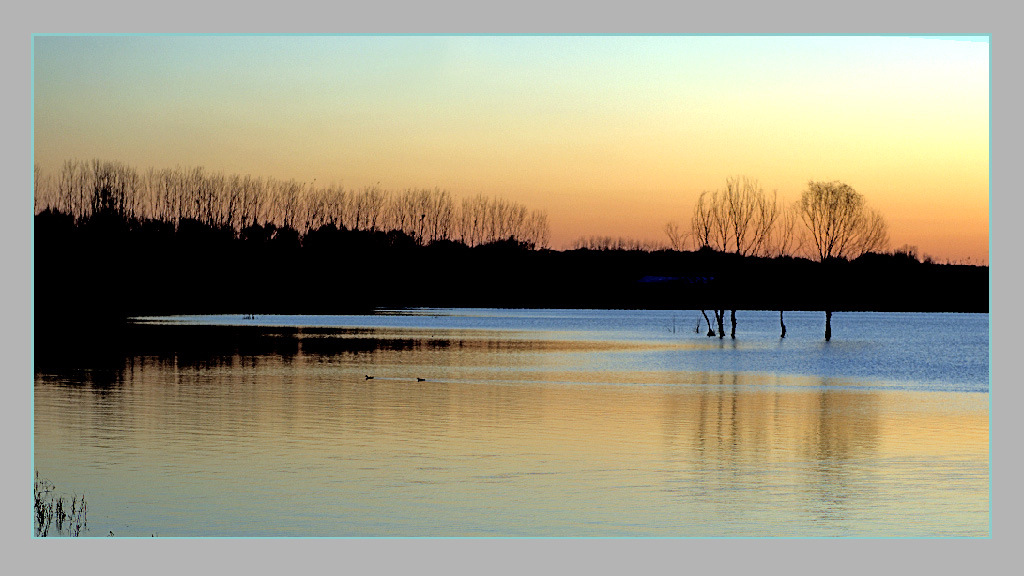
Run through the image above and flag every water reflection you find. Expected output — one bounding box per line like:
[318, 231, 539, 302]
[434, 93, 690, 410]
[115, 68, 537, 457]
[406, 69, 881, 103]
[34, 321, 988, 537]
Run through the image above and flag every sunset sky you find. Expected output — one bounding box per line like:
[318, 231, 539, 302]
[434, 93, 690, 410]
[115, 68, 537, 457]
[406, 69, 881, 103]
[32, 35, 989, 263]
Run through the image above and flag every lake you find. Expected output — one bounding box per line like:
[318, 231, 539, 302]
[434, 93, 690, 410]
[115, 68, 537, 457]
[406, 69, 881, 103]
[33, 309, 990, 537]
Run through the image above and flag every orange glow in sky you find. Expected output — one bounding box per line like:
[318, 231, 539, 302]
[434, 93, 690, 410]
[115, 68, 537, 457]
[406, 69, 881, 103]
[33, 35, 989, 263]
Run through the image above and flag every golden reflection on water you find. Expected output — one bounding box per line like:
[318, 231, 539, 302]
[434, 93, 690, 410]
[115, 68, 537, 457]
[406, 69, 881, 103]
[34, 330, 989, 537]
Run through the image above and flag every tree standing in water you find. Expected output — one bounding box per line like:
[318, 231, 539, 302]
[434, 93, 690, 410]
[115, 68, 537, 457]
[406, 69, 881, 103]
[797, 180, 889, 340]
[687, 177, 782, 340]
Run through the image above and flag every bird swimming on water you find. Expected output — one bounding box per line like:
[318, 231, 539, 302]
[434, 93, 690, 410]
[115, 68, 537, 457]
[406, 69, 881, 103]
[365, 375, 374, 380]
[416, 377, 426, 382]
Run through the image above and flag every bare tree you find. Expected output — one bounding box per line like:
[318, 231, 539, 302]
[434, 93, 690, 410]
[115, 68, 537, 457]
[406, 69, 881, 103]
[34, 164, 48, 213]
[723, 176, 776, 256]
[687, 177, 786, 340]
[524, 210, 549, 249]
[690, 177, 779, 256]
[797, 180, 889, 262]
[322, 185, 349, 229]
[363, 186, 388, 232]
[709, 191, 730, 251]
[389, 189, 415, 235]
[458, 195, 485, 246]
[430, 189, 455, 243]
[797, 180, 890, 340]
[88, 160, 139, 221]
[422, 189, 455, 244]
[664, 221, 688, 251]
[765, 202, 802, 258]
[691, 191, 715, 250]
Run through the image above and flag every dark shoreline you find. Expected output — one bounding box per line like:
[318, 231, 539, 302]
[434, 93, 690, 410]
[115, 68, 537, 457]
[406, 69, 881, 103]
[34, 211, 988, 333]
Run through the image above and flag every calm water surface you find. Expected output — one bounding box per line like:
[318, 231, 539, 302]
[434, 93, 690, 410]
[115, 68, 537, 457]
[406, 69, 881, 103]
[34, 309, 989, 537]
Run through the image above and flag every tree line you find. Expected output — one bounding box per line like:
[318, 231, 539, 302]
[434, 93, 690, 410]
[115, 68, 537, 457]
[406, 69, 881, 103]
[571, 235, 669, 252]
[34, 160, 550, 249]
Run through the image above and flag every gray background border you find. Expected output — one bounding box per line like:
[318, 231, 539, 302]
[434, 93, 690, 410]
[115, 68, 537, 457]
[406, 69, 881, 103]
[4, 1, 1014, 574]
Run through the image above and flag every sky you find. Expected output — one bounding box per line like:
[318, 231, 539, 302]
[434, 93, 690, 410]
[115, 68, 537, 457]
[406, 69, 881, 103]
[32, 34, 989, 263]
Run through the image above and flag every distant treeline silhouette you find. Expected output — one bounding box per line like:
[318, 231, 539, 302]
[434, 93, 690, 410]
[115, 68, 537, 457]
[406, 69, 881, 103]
[571, 235, 670, 252]
[34, 160, 550, 249]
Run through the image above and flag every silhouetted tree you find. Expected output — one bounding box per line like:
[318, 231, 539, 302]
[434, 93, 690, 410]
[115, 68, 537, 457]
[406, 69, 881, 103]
[798, 180, 889, 340]
[688, 177, 783, 340]
[664, 221, 688, 251]
[691, 176, 779, 256]
[798, 180, 889, 262]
